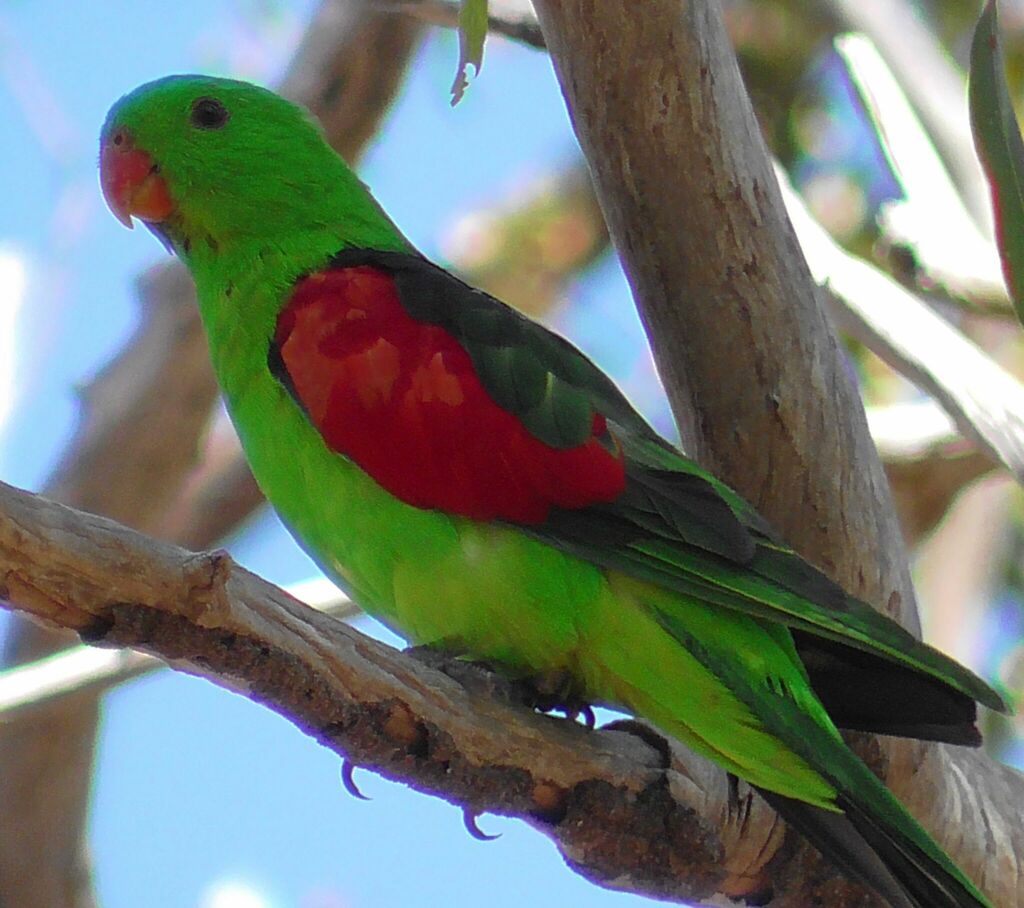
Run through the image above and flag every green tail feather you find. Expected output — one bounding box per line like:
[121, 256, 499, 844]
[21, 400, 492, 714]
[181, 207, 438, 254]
[658, 610, 994, 908]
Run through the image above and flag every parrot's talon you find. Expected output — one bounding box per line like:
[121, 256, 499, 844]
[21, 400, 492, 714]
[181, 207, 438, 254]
[341, 758, 371, 800]
[463, 807, 500, 841]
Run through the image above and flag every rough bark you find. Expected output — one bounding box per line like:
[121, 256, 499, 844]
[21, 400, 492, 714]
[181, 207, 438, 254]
[531, 0, 1022, 904]
[0, 583, 357, 719]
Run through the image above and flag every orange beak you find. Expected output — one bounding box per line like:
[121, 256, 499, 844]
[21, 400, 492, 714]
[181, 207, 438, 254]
[100, 130, 174, 229]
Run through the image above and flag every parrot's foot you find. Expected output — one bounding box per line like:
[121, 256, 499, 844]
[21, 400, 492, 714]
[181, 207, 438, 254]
[404, 647, 596, 726]
[512, 670, 596, 728]
[404, 645, 523, 705]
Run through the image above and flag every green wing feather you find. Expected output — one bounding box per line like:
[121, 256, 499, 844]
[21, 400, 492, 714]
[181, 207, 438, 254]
[327, 248, 1007, 716]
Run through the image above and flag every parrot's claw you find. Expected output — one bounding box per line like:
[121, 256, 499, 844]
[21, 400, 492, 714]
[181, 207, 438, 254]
[724, 772, 757, 825]
[463, 807, 500, 841]
[551, 701, 595, 727]
[341, 758, 371, 800]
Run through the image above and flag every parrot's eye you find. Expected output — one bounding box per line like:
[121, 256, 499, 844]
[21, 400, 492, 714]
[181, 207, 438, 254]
[189, 97, 230, 130]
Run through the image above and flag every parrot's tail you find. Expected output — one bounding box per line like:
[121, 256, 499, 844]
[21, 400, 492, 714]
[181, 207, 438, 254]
[756, 757, 992, 908]
[590, 576, 994, 907]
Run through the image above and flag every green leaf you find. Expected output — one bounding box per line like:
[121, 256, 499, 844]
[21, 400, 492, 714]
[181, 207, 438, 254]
[970, 0, 1024, 323]
[451, 0, 488, 106]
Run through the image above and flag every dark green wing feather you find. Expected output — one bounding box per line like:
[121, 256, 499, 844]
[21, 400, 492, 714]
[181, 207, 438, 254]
[327, 248, 1008, 720]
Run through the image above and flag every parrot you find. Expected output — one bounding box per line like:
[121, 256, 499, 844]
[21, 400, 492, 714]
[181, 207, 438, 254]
[99, 75, 1007, 908]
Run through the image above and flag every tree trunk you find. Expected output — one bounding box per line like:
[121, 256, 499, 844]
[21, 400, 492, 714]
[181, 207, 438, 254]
[531, 0, 1022, 904]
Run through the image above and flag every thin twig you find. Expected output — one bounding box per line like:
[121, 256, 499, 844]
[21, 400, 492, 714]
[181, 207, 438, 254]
[382, 0, 545, 49]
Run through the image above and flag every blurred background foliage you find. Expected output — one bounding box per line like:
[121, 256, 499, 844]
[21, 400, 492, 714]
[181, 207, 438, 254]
[1, 1, 1023, 906]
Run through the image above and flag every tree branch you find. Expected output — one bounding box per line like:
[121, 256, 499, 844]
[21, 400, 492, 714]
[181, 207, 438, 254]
[871, 401, 996, 546]
[531, 0, 1021, 904]
[0, 474, 1019, 906]
[533, 0, 913, 618]
[832, 33, 1008, 316]
[0, 478, 790, 904]
[385, 0, 544, 50]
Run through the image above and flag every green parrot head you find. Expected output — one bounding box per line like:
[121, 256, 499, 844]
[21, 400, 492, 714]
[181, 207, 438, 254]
[100, 75, 406, 258]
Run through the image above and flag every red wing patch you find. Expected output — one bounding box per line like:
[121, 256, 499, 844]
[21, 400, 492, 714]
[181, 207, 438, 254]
[274, 266, 626, 523]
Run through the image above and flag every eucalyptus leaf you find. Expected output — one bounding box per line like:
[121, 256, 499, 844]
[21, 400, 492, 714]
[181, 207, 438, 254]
[451, 0, 488, 106]
[969, 0, 1024, 323]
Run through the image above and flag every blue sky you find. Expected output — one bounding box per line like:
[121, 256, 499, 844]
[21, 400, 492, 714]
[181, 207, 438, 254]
[0, 3, 663, 906]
